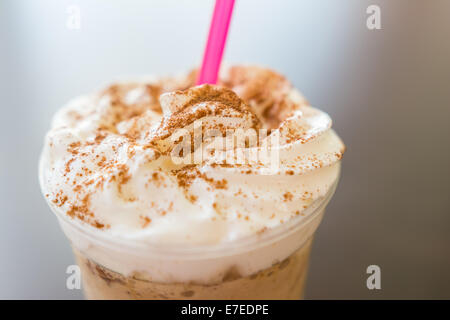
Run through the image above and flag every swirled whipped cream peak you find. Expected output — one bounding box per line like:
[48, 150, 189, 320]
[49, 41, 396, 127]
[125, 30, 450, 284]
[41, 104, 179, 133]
[40, 65, 345, 245]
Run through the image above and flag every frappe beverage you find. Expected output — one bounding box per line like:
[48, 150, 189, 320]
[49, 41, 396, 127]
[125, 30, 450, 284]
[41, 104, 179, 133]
[39, 66, 345, 299]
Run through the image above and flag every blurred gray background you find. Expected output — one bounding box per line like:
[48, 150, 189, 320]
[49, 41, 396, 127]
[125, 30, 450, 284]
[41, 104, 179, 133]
[1, 0, 449, 299]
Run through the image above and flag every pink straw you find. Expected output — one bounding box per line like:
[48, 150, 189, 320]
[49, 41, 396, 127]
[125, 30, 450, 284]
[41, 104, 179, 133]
[196, 0, 236, 85]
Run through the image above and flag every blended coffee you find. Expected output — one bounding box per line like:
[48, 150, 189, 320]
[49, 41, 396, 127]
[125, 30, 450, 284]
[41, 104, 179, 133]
[39, 66, 345, 299]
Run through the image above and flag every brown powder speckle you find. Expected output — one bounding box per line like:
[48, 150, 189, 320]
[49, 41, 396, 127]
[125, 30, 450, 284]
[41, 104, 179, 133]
[283, 192, 293, 201]
[65, 158, 75, 174]
[140, 215, 152, 228]
[66, 195, 109, 229]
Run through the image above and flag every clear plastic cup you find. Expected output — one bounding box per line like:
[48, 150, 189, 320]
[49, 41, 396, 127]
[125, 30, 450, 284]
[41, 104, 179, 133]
[42, 163, 340, 300]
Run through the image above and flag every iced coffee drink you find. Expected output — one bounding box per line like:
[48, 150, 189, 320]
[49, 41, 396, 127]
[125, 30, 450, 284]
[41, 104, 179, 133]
[39, 66, 345, 299]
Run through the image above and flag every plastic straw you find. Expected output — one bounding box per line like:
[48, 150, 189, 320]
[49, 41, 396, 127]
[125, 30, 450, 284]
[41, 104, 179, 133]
[196, 0, 236, 85]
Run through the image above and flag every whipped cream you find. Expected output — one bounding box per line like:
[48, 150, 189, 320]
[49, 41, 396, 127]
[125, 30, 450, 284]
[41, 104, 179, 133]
[40, 66, 345, 282]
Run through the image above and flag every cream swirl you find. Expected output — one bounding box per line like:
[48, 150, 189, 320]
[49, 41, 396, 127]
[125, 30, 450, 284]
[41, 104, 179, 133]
[40, 65, 345, 245]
